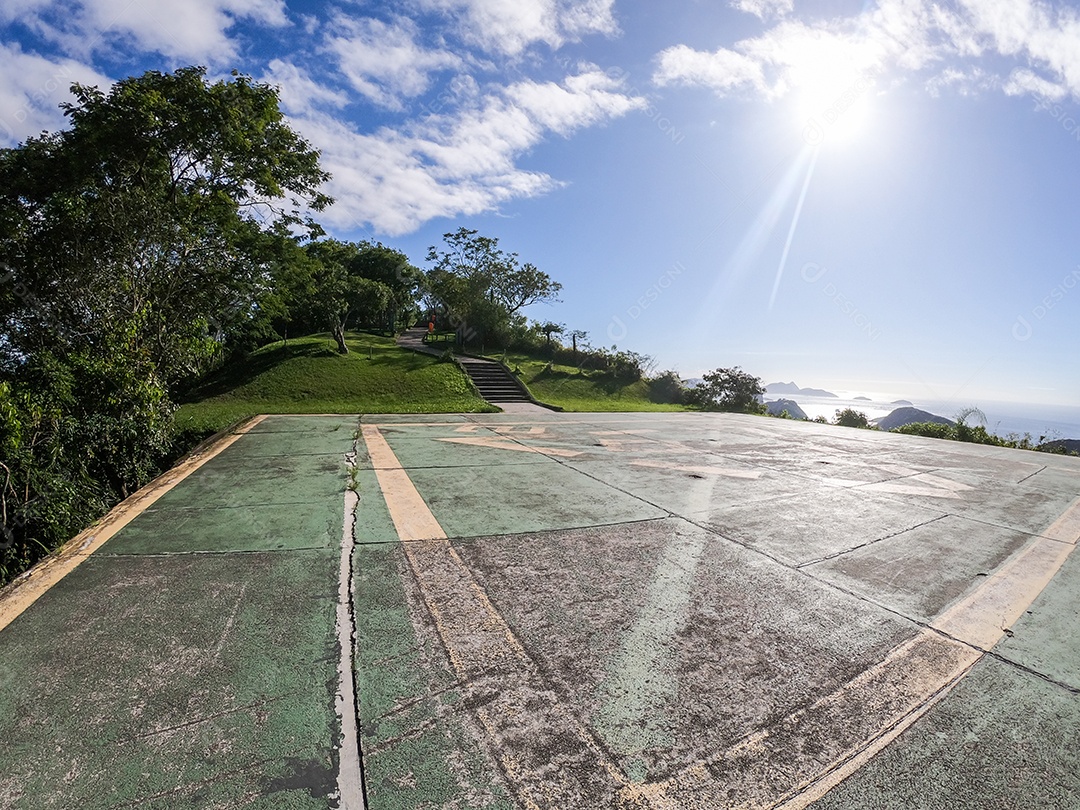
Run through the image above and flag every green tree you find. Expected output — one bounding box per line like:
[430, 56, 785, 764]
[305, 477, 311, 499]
[540, 321, 565, 351]
[0, 67, 330, 385]
[0, 66, 331, 583]
[424, 228, 561, 346]
[687, 367, 765, 413]
[291, 239, 418, 353]
[834, 408, 870, 428]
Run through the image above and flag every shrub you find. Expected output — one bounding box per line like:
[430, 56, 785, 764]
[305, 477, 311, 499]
[648, 371, 686, 404]
[834, 408, 870, 428]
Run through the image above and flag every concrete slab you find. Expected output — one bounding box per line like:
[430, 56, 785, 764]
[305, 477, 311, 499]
[147, 452, 346, 510]
[406, 462, 666, 538]
[352, 412, 1080, 809]
[700, 486, 949, 566]
[0, 414, 357, 810]
[102, 499, 342, 554]
[810, 656, 1080, 810]
[452, 519, 916, 784]
[4, 411, 1080, 810]
[0, 551, 339, 810]
[805, 515, 1034, 624]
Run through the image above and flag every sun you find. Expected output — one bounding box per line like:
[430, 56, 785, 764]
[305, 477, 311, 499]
[788, 51, 879, 147]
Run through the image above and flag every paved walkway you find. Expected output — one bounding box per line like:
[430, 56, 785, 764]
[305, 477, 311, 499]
[2, 412, 1080, 809]
[394, 325, 443, 357]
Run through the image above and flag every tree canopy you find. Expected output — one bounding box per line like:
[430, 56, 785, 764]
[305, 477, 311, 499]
[686, 367, 765, 413]
[0, 67, 331, 581]
[424, 228, 561, 346]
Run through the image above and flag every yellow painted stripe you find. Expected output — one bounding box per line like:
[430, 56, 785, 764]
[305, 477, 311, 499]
[1044, 495, 1080, 544]
[629, 496, 1080, 809]
[933, 535, 1074, 650]
[0, 416, 267, 634]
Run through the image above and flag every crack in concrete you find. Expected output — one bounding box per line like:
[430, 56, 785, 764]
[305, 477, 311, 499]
[794, 514, 952, 568]
[335, 440, 366, 810]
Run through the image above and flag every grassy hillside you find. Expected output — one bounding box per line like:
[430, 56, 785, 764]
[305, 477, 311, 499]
[176, 332, 496, 438]
[500, 354, 687, 412]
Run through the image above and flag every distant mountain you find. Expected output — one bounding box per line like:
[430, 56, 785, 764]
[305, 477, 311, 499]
[891, 399, 913, 406]
[765, 399, 808, 419]
[765, 381, 838, 398]
[853, 396, 871, 401]
[1039, 439, 1080, 455]
[873, 407, 954, 432]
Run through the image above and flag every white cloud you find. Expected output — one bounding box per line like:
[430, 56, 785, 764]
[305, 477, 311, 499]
[1003, 67, 1067, 100]
[4, 0, 287, 64]
[959, 0, 1080, 95]
[325, 16, 462, 110]
[262, 59, 350, 117]
[288, 66, 644, 234]
[0, 43, 113, 146]
[656, 18, 893, 102]
[654, 44, 767, 96]
[652, 0, 1080, 105]
[731, 0, 792, 22]
[415, 0, 618, 56]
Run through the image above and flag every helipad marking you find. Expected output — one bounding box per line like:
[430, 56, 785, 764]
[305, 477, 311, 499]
[861, 471, 974, 499]
[0, 416, 267, 634]
[623, 495, 1080, 808]
[630, 459, 762, 480]
[360, 425, 634, 808]
[360, 424, 1080, 808]
[435, 435, 582, 457]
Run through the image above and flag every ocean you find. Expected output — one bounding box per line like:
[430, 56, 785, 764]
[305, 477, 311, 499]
[767, 393, 1080, 443]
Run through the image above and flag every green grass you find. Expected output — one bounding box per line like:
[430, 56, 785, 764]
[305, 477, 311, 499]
[175, 332, 496, 438]
[495, 353, 688, 412]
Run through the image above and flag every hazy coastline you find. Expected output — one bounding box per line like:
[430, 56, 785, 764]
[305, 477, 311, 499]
[769, 393, 1080, 442]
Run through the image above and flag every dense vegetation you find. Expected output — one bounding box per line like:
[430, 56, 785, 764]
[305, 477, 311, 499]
[0, 68, 432, 583]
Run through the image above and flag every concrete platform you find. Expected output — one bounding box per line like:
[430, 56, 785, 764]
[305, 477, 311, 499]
[2, 412, 1079, 809]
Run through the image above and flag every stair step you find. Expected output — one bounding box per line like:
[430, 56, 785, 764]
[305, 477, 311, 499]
[458, 361, 532, 405]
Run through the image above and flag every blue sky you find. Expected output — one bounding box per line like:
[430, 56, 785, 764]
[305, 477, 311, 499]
[2, 0, 1079, 406]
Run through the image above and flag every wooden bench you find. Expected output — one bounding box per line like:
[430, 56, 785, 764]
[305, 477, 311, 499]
[422, 330, 456, 344]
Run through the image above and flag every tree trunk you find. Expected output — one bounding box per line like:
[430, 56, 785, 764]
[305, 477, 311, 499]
[332, 323, 349, 354]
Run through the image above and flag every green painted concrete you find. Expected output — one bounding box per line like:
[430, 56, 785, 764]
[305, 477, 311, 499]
[148, 452, 345, 510]
[0, 415, 356, 809]
[103, 499, 342, 554]
[5, 412, 1080, 809]
[353, 542, 513, 810]
[811, 656, 1080, 809]
[0, 551, 339, 809]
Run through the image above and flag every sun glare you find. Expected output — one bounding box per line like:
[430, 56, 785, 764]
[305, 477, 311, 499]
[790, 52, 878, 147]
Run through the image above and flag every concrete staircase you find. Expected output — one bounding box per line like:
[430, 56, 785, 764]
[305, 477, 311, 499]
[457, 357, 532, 403]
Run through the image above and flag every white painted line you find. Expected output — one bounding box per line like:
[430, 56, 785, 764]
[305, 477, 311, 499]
[862, 472, 974, 499]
